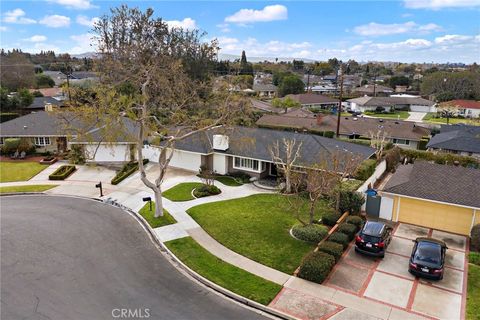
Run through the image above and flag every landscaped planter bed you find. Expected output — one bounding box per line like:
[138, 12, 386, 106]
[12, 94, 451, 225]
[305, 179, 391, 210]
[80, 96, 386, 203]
[111, 159, 149, 185]
[39, 157, 57, 165]
[49, 165, 76, 180]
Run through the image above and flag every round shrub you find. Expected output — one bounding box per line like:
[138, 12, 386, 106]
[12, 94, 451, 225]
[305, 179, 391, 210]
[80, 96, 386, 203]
[345, 216, 364, 230]
[471, 224, 480, 252]
[318, 241, 344, 262]
[292, 224, 328, 243]
[322, 212, 341, 227]
[193, 184, 221, 198]
[328, 232, 350, 249]
[298, 251, 335, 284]
[337, 223, 357, 240]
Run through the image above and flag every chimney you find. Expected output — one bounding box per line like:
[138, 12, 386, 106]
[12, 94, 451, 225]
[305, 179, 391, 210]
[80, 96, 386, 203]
[212, 135, 229, 151]
[316, 113, 324, 125]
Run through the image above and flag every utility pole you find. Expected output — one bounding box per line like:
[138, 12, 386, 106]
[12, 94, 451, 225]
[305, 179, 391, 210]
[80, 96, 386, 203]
[373, 71, 377, 97]
[336, 65, 344, 138]
[306, 67, 311, 93]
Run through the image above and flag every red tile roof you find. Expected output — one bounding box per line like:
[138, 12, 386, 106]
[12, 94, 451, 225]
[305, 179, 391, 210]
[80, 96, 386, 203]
[444, 100, 480, 110]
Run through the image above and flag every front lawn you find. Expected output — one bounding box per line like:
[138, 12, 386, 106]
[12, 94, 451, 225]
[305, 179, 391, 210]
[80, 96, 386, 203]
[166, 237, 282, 305]
[467, 263, 480, 320]
[364, 111, 409, 119]
[138, 201, 176, 228]
[187, 193, 332, 274]
[0, 184, 57, 193]
[0, 161, 48, 182]
[163, 182, 203, 201]
[215, 176, 243, 187]
[424, 113, 480, 126]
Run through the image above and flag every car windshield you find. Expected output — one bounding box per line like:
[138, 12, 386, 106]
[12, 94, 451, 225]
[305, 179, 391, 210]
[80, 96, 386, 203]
[414, 242, 441, 265]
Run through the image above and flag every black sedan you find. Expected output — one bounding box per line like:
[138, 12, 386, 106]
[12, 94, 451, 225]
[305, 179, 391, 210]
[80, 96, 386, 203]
[409, 237, 447, 280]
[355, 221, 393, 258]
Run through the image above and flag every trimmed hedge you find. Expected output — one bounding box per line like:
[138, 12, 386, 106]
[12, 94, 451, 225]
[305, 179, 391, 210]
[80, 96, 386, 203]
[292, 223, 328, 243]
[229, 171, 251, 183]
[339, 191, 364, 214]
[355, 159, 377, 180]
[322, 212, 341, 227]
[318, 241, 344, 262]
[298, 251, 335, 284]
[471, 224, 480, 252]
[345, 216, 364, 230]
[111, 159, 149, 185]
[400, 149, 479, 168]
[328, 232, 350, 249]
[193, 184, 221, 198]
[337, 223, 357, 240]
[49, 165, 76, 180]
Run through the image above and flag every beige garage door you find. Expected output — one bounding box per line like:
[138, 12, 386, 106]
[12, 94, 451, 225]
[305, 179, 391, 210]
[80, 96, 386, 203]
[397, 197, 474, 235]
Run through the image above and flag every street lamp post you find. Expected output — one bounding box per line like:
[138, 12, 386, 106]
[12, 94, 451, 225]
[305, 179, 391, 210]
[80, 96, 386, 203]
[336, 65, 345, 138]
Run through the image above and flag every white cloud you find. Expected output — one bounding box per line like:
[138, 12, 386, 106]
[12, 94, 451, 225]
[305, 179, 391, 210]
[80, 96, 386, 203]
[217, 23, 231, 33]
[404, 0, 480, 9]
[3, 8, 36, 24]
[353, 21, 442, 36]
[434, 34, 475, 44]
[48, 0, 96, 10]
[39, 15, 71, 28]
[69, 33, 97, 54]
[166, 18, 197, 30]
[76, 15, 99, 27]
[23, 43, 61, 54]
[24, 35, 47, 42]
[0, 26, 7, 31]
[217, 37, 312, 58]
[225, 4, 287, 24]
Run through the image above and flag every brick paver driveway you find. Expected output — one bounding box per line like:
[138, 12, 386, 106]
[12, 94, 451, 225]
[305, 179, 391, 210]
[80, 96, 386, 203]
[324, 223, 468, 320]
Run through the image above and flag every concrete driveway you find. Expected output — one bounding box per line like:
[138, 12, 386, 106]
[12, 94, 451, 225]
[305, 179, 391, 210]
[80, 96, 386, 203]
[405, 112, 427, 122]
[1, 195, 268, 320]
[324, 223, 468, 320]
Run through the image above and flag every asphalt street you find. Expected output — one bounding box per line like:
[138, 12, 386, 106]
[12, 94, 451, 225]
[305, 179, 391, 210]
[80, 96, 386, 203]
[1, 195, 269, 320]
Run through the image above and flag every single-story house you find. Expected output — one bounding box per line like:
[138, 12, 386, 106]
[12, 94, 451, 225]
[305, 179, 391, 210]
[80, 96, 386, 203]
[0, 111, 136, 163]
[162, 126, 375, 178]
[29, 87, 64, 98]
[348, 96, 436, 113]
[252, 83, 277, 98]
[379, 162, 480, 235]
[426, 124, 480, 159]
[353, 85, 394, 97]
[440, 100, 480, 118]
[24, 97, 64, 111]
[42, 71, 68, 86]
[256, 112, 431, 149]
[309, 84, 338, 95]
[285, 93, 338, 110]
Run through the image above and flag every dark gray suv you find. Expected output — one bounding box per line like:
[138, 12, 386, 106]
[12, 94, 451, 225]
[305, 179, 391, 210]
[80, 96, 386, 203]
[355, 221, 393, 258]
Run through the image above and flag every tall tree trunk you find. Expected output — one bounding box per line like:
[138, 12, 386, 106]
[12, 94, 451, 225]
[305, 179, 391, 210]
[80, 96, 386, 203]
[285, 170, 291, 193]
[335, 190, 341, 214]
[309, 199, 316, 224]
[153, 186, 164, 218]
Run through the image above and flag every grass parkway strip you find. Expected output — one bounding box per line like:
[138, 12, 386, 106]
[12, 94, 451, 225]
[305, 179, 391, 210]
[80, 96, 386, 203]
[138, 201, 177, 228]
[165, 237, 282, 305]
[0, 184, 58, 193]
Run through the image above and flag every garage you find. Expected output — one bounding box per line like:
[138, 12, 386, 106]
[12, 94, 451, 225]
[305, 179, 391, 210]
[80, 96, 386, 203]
[395, 197, 475, 235]
[381, 162, 480, 236]
[168, 149, 202, 172]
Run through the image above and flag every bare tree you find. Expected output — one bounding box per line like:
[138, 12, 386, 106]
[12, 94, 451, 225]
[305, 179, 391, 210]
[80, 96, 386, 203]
[368, 129, 389, 161]
[269, 138, 303, 193]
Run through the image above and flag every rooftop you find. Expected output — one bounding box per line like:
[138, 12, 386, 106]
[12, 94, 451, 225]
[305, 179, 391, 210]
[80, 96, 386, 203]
[427, 124, 480, 153]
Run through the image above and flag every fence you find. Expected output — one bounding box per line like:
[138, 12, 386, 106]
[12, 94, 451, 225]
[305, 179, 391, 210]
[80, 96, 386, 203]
[356, 160, 387, 211]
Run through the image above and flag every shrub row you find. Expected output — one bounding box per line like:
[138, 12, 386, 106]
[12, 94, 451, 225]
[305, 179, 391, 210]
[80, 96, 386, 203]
[318, 241, 344, 262]
[328, 232, 350, 249]
[322, 212, 341, 227]
[400, 148, 479, 168]
[292, 223, 329, 243]
[345, 216, 364, 229]
[229, 171, 251, 183]
[337, 222, 358, 240]
[355, 159, 377, 180]
[298, 251, 335, 283]
[193, 184, 221, 198]
[111, 159, 149, 185]
[49, 165, 76, 180]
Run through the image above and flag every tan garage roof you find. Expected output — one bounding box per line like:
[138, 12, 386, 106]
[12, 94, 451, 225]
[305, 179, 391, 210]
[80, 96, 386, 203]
[383, 162, 480, 209]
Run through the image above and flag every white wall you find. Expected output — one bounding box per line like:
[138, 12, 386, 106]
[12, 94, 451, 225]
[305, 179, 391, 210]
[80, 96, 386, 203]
[143, 145, 161, 163]
[85, 144, 133, 162]
[213, 153, 228, 175]
[357, 160, 387, 211]
[168, 149, 202, 172]
[379, 196, 394, 220]
[410, 104, 436, 113]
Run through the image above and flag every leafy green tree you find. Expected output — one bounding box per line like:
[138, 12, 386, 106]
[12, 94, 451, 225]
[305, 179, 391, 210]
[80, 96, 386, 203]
[421, 71, 480, 101]
[0, 52, 35, 90]
[17, 88, 34, 107]
[272, 96, 301, 113]
[239, 50, 253, 76]
[313, 62, 333, 76]
[233, 75, 253, 89]
[278, 74, 305, 97]
[389, 76, 410, 89]
[35, 74, 55, 88]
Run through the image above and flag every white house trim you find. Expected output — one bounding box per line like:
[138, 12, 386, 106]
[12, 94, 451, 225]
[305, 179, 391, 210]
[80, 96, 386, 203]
[381, 191, 480, 211]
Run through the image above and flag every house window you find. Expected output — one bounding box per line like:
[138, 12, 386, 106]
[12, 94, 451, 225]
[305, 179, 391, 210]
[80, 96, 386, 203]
[392, 138, 409, 145]
[34, 137, 51, 146]
[233, 156, 260, 172]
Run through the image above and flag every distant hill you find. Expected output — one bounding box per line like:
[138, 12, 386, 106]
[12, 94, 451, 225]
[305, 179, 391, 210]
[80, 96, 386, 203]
[71, 52, 97, 59]
[217, 53, 315, 63]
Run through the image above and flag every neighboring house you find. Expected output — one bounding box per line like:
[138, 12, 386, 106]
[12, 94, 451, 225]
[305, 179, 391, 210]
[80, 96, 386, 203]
[440, 100, 480, 118]
[348, 96, 436, 113]
[285, 93, 338, 110]
[42, 71, 68, 86]
[0, 111, 136, 163]
[353, 85, 394, 97]
[252, 83, 277, 98]
[24, 97, 64, 111]
[309, 84, 338, 95]
[379, 162, 480, 235]
[29, 87, 65, 98]
[162, 126, 375, 178]
[256, 112, 430, 149]
[426, 124, 480, 159]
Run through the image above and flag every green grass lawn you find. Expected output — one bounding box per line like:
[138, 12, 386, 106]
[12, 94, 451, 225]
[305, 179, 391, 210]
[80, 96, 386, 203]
[187, 193, 332, 274]
[364, 111, 410, 119]
[166, 237, 282, 305]
[163, 182, 204, 201]
[467, 263, 480, 320]
[0, 184, 57, 193]
[423, 113, 480, 126]
[0, 161, 49, 182]
[138, 201, 176, 228]
[215, 176, 243, 187]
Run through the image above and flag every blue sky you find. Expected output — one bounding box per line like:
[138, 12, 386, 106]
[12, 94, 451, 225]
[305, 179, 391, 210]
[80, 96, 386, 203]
[1, 0, 479, 63]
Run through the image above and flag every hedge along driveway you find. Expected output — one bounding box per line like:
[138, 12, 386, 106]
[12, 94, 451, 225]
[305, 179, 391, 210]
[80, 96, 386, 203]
[187, 194, 332, 274]
[0, 161, 48, 182]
